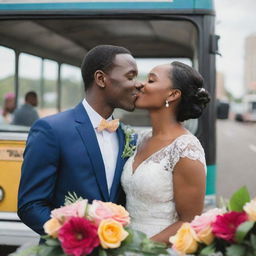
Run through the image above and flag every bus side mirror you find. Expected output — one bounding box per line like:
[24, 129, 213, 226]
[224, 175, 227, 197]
[210, 34, 221, 56]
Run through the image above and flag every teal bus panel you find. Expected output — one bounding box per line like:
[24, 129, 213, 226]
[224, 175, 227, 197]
[0, 0, 214, 11]
[194, 0, 214, 10]
[206, 165, 216, 195]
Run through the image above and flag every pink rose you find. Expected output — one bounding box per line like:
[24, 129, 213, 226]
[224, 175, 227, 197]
[212, 211, 248, 243]
[58, 217, 99, 256]
[191, 208, 224, 244]
[191, 208, 224, 233]
[88, 201, 130, 226]
[51, 200, 88, 223]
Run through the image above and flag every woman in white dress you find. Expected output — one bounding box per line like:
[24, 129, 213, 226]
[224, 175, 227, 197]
[121, 61, 210, 245]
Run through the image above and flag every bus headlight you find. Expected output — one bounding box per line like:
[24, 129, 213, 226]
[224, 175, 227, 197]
[0, 186, 4, 202]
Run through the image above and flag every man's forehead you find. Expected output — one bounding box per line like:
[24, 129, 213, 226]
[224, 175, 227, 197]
[112, 54, 137, 70]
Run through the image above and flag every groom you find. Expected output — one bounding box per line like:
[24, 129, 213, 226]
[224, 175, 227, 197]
[18, 45, 140, 235]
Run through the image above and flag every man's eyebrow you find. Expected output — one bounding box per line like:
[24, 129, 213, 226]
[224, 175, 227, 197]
[126, 70, 138, 75]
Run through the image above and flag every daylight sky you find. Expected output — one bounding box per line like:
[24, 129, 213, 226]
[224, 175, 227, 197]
[215, 0, 256, 97]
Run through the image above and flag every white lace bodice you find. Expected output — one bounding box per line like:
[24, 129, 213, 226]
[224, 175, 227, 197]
[121, 130, 206, 238]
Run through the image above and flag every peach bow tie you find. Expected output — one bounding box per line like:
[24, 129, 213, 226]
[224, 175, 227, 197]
[97, 118, 120, 132]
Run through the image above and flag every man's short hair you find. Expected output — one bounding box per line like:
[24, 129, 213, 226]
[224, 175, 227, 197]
[25, 91, 37, 101]
[81, 45, 131, 91]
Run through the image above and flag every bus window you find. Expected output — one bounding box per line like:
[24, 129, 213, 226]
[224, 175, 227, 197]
[60, 64, 83, 111]
[0, 46, 15, 127]
[41, 59, 58, 117]
[19, 53, 41, 107]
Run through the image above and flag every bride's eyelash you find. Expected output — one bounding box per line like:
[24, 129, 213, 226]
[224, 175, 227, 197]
[148, 80, 154, 83]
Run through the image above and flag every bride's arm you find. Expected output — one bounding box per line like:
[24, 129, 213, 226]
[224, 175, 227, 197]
[150, 157, 206, 244]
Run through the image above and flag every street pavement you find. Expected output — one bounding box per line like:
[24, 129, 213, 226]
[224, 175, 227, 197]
[216, 119, 256, 200]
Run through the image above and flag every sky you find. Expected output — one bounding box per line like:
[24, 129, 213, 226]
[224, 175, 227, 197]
[215, 0, 256, 97]
[1, 0, 256, 97]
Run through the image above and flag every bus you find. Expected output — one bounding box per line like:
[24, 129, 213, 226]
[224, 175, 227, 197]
[0, 0, 218, 248]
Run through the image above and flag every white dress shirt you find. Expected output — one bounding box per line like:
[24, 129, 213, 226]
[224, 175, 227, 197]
[82, 99, 119, 193]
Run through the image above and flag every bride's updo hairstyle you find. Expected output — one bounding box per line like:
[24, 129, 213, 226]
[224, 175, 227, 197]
[170, 61, 210, 122]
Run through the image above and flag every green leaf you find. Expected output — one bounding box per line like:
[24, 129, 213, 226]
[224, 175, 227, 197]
[64, 191, 83, 205]
[226, 244, 246, 256]
[235, 221, 255, 243]
[251, 234, 256, 250]
[10, 245, 40, 256]
[199, 243, 215, 255]
[45, 238, 60, 247]
[228, 186, 250, 212]
[98, 248, 108, 256]
[109, 228, 168, 255]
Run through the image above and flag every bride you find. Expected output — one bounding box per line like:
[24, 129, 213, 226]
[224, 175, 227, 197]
[121, 61, 210, 244]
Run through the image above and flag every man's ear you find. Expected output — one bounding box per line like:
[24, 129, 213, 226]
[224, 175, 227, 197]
[167, 89, 181, 102]
[94, 70, 106, 88]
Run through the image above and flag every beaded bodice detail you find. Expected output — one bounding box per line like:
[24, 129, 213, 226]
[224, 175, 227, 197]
[121, 130, 206, 238]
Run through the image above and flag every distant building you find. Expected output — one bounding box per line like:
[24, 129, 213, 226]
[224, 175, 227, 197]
[216, 71, 227, 100]
[244, 34, 256, 92]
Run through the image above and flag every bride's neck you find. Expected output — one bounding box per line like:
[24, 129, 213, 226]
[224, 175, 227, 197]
[149, 109, 182, 138]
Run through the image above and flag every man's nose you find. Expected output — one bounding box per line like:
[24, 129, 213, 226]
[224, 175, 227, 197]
[135, 81, 144, 90]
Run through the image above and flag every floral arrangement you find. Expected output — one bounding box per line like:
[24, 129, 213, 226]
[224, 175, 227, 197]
[169, 186, 256, 256]
[17, 193, 168, 256]
[121, 124, 137, 159]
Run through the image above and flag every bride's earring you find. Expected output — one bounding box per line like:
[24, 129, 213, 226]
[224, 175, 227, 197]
[165, 100, 169, 108]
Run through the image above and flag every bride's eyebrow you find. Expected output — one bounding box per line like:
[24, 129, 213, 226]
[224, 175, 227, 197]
[148, 73, 158, 79]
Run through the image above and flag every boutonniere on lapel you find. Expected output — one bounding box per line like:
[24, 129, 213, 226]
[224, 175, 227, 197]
[121, 123, 138, 159]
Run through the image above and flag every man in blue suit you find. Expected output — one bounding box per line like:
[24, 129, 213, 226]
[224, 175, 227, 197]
[18, 45, 140, 235]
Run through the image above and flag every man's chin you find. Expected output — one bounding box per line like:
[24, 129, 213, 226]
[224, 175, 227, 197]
[125, 105, 136, 112]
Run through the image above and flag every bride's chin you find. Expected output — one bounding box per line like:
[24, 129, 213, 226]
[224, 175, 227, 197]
[135, 98, 148, 109]
[134, 101, 144, 109]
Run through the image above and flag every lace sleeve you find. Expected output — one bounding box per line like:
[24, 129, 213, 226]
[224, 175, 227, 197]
[171, 134, 206, 172]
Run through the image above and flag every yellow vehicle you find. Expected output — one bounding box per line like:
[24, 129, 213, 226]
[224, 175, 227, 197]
[0, 0, 217, 248]
[0, 127, 40, 246]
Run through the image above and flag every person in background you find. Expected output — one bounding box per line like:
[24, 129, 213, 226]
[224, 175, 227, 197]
[12, 91, 39, 127]
[0, 92, 16, 124]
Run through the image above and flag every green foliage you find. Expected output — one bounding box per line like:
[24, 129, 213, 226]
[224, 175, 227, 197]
[199, 243, 215, 255]
[64, 191, 84, 205]
[226, 244, 246, 256]
[98, 228, 168, 256]
[235, 221, 255, 243]
[228, 186, 250, 212]
[10, 245, 40, 256]
[121, 125, 137, 159]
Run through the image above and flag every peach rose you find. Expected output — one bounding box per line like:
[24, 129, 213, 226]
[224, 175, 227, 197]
[51, 200, 88, 223]
[88, 201, 130, 226]
[191, 208, 224, 245]
[43, 218, 62, 238]
[169, 223, 199, 254]
[244, 198, 256, 221]
[98, 219, 129, 249]
[197, 225, 214, 245]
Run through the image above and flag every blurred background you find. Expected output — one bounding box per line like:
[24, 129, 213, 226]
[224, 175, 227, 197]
[214, 0, 256, 200]
[0, 0, 256, 254]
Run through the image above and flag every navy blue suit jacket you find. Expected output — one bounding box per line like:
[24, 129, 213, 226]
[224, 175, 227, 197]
[18, 103, 127, 235]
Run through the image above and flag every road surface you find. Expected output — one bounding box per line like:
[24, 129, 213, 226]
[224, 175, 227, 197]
[216, 119, 256, 199]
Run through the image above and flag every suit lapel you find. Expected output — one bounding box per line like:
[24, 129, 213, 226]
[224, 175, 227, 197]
[74, 103, 109, 202]
[110, 126, 126, 202]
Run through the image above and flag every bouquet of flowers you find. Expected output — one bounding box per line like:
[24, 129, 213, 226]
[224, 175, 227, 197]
[18, 193, 169, 256]
[169, 186, 256, 256]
